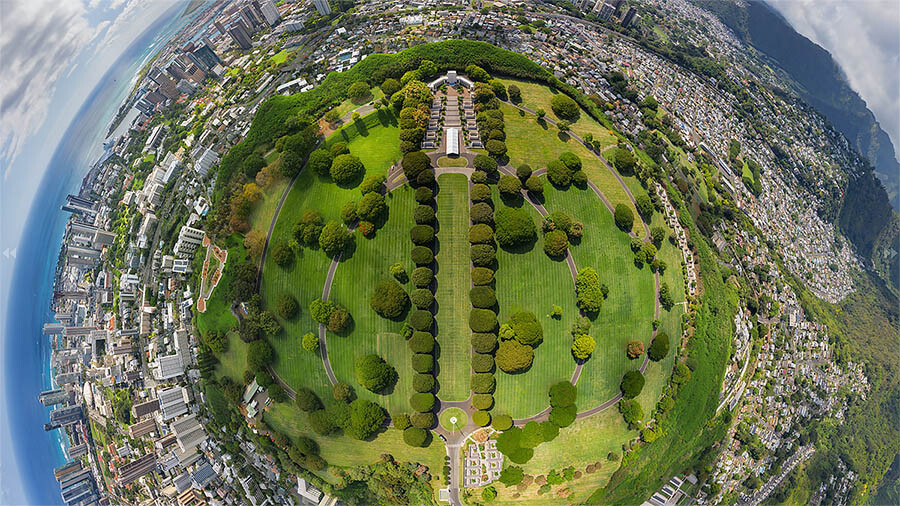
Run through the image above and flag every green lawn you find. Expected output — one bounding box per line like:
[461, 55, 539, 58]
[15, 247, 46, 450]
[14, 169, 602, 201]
[500, 103, 639, 228]
[538, 181, 658, 410]
[264, 402, 447, 485]
[498, 78, 617, 148]
[214, 330, 249, 384]
[329, 88, 386, 122]
[248, 172, 289, 234]
[491, 187, 580, 419]
[437, 156, 468, 167]
[439, 407, 467, 431]
[261, 114, 411, 410]
[270, 49, 294, 65]
[473, 410, 633, 506]
[434, 173, 471, 401]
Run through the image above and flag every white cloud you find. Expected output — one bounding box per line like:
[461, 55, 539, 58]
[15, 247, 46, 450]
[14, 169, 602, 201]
[767, 0, 900, 163]
[0, 0, 100, 172]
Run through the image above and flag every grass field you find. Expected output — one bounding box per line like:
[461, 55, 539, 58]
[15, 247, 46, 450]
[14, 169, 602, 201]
[440, 407, 467, 431]
[265, 401, 447, 487]
[270, 49, 294, 65]
[261, 113, 411, 409]
[538, 181, 658, 410]
[498, 78, 618, 148]
[434, 173, 471, 401]
[437, 156, 468, 167]
[500, 103, 639, 228]
[470, 410, 634, 505]
[248, 172, 289, 234]
[214, 330, 249, 384]
[330, 88, 386, 123]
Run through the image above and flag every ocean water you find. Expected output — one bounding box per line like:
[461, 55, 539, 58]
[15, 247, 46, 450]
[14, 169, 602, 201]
[1, 5, 193, 504]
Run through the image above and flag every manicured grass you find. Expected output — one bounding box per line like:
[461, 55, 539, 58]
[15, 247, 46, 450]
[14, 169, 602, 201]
[203, 383, 232, 426]
[437, 156, 468, 167]
[491, 189, 579, 419]
[473, 410, 633, 506]
[262, 116, 405, 403]
[538, 181, 658, 409]
[500, 103, 639, 228]
[330, 88, 386, 122]
[326, 108, 400, 172]
[248, 172, 289, 234]
[270, 49, 294, 65]
[214, 330, 248, 384]
[325, 185, 418, 415]
[440, 407, 468, 432]
[434, 173, 471, 401]
[499, 78, 617, 148]
[264, 402, 447, 484]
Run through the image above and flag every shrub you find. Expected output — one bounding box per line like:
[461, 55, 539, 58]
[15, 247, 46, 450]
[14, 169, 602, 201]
[648, 332, 670, 361]
[471, 373, 496, 394]
[473, 410, 491, 427]
[471, 170, 488, 184]
[309, 298, 334, 324]
[409, 411, 435, 429]
[413, 205, 435, 225]
[271, 241, 294, 266]
[356, 192, 387, 222]
[472, 393, 494, 411]
[276, 293, 299, 319]
[575, 267, 604, 314]
[332, 382, 353, 401]
[409, 331, 435, 353]
[470, 202, 494, 224]
[550, 94, 579, 120]
[294, 209, 324, 245]
[410, 289, 434, 310]
[495, 207, 536, 248]
[525, 176, 543, 194]
[247, 339, 274, 372]
[471, 267, 494, 285]
[468, 224, 494, 244]
[614, 149, 636, 175]
[541, 421, 559, 441]
[403, 427, 428, 447]
[393, 412, 411, 430]
[330, 154, 364, 185]
[673, 363, 691, 384]
[360, 173, 385, 194]
[486, 140, 507, 157]
[558, 151, 582, 171]
[627, 340, 645, 359]
[370, 279, 409, 319]
[473, 154, 498, 174]
[572, 170, 588, 186]
[614, 204, 634, 231]
[498, 175, 522, 196]
[341, 200, 358, 224]
[414, 186, 433, 203]
[571, 334, 595, 360]
[416, 169, 436, 186]
[358, 221, 374, 238]
[381, 78, 401, 96]
[411, 246, 433, 266]
[410, 310, 433, 331]
[411, 266, 434, 287]
[469, 308, 498, 332]
[355, 354, 397, 393]
[347, 399, 387, 440]
[470, 286, 497, 308]
[319, 221, 352, 257]
[295, 388, 322, 412]
[521, 421, 544, 448]
[549, 381, 577, 407]
[410, 392, 436, 412]
[413, 373, 435, 392]
[620, 370, 645, 399]
[410, 352, 433, 373]
[516, 164, 532, 181]
[402, 151, 431, 181]
[508, 311, 543, 346]
[496, 339, 534, 372]
[548, 404, 576, 427]
[390, 262, 407, 283]
[472, 353, 495, 373]
[492, 414, 513, 431]
[471, 333, 498, 354]
[619, 399, 643, 426]
[543, 230, 569, 257]
[470, 244, 496, 266]
[410, 224, 435, 245]
[302, 332, 319, 352]
[547, 160, 571, 187]
[471, 183, 491, 202]
[499, 466, 524, 486]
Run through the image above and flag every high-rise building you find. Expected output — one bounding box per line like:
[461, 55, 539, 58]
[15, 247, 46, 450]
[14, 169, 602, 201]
[213, 20, 226, 35]
[313, 0, 332, 16]
[621, 6, 637, 27]
[239, 5, 263, 31]
[193, 45, 222, 70]
[227, 21, 253, 50]
[166, 61, 191, 82]
[610, 0, 624, 10]
[595, 2, 615, 21]
[260, 0, 280, 25]
[149, 68, 179, 100]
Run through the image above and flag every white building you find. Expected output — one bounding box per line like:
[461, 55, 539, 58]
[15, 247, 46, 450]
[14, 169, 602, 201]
[194, 147, 219, 176]
[446, 127, 459, 155]
[173, 226, 205, 257]
[259, 0, 280, 25]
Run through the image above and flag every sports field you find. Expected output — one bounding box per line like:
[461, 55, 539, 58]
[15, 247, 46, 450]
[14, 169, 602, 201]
[433, 173, 471, 401]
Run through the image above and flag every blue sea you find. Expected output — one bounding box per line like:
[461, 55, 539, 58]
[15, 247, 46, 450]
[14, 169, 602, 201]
[1, 5, 195, 504]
